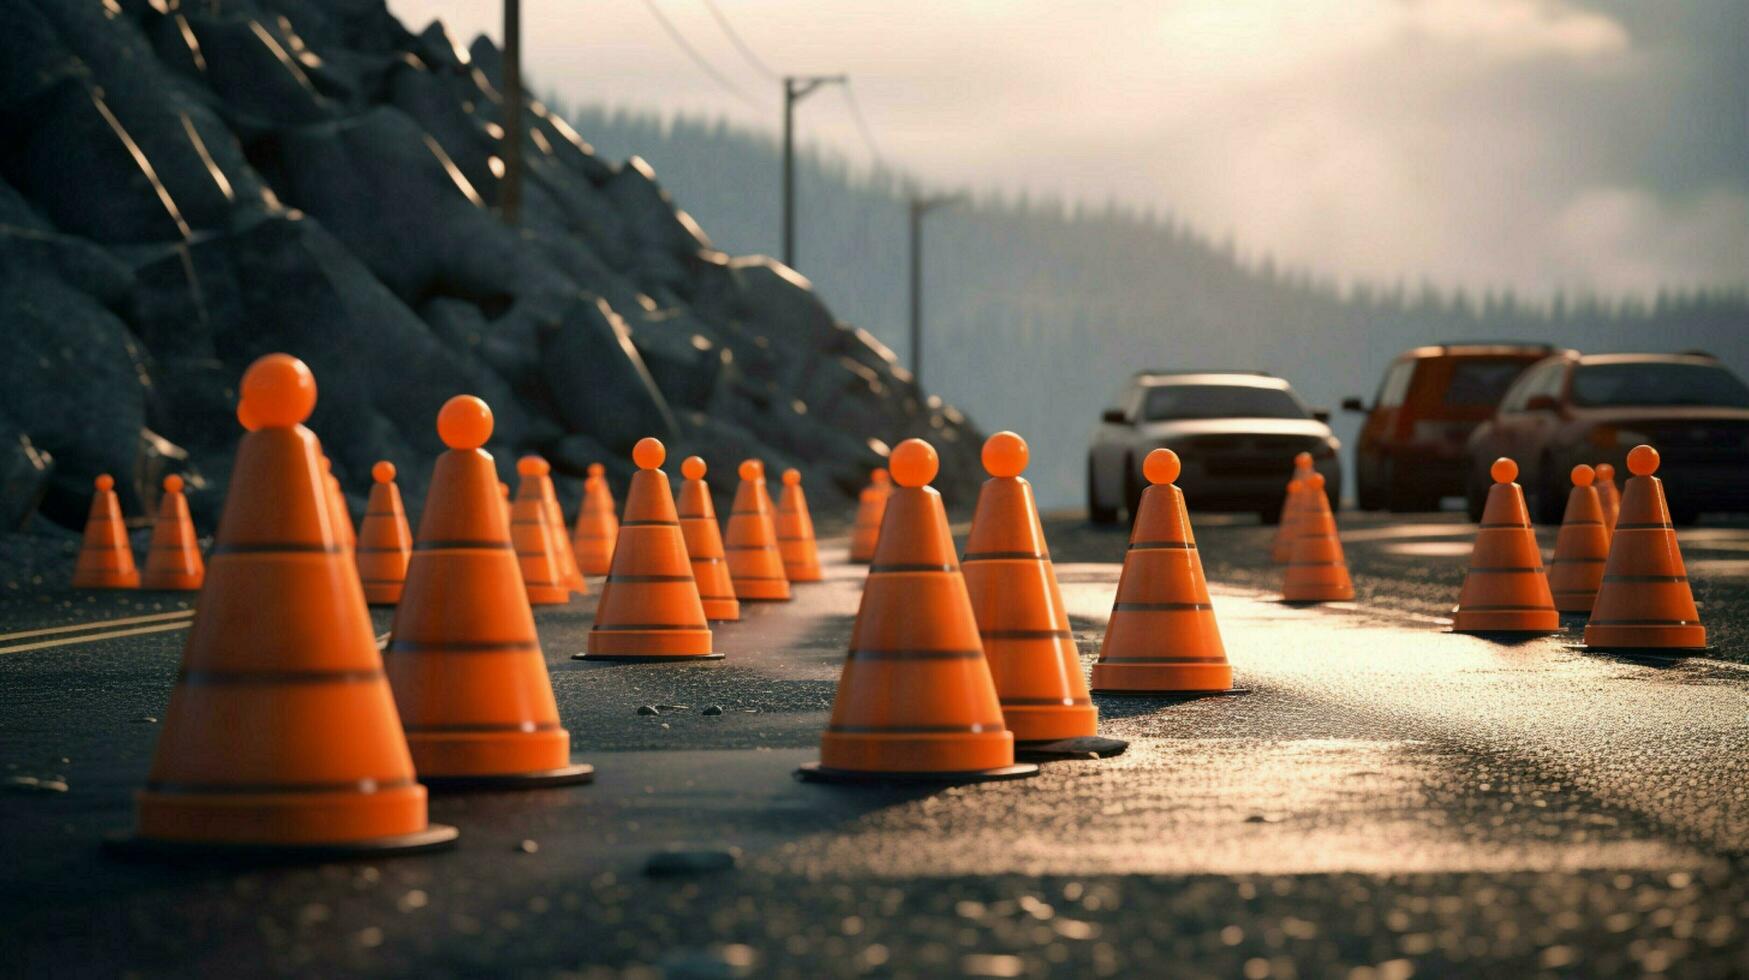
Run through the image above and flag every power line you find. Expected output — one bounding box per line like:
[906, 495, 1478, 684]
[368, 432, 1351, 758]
[637, 0, 763, 110]
[840, 82, 885, 169]
[699, 0, 778, 81]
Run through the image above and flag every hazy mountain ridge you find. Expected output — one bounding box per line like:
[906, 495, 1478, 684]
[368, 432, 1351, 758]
[557, 102, 1749, 507]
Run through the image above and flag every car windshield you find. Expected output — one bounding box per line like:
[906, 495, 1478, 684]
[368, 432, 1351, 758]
[1570, 363, 1749, 408]
[1443, 358, 1536, 406]
[1142, 384, 1307, 421]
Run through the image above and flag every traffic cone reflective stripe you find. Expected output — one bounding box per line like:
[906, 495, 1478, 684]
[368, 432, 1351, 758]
[677, 457, 740, 622]
[962, 433, 1096, 743]
[141, 475, 203, 591]
[385, 396, 590, 788]
[848, 469, 891, 564]
[572, 468, 618, 576]
[804, 439, 1036, 782]
[776, 469, 823, 582]
[72, 475, 139, 589]
[512, 457, 574, 605]
[1548, 465, 1608, 614]
[1584, 446, 1706, 651]
[581, 438, 716, 660]
[1282, 472, 1353, 602]
[118, 354, 455, 855]
[356, 462, 412, 605]
[1452, 458, 1559, 633]
[725, 460, 791, 601]
[1091, 450, 1238, 695]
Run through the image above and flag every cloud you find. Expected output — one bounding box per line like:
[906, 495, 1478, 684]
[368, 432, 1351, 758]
[387, 0, 1744, 297]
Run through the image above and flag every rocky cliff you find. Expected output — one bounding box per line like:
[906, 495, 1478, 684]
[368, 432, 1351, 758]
[0, 0, 980, 535]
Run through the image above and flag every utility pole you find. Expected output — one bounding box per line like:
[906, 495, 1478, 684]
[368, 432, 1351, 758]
[907, 193, 962, 387]
[501, 0, 523, 225]
[781, 74, 845, 269]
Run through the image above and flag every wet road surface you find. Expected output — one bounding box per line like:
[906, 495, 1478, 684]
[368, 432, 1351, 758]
[1, 511, 1746, 977]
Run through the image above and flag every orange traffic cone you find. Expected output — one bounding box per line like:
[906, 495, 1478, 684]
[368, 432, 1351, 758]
[512, 456, 574, 605]
[1595, 463, 1621, 531]
[1584, 445, 1707, 652]
[962, 432, 1118, 758]
[1090, 449, 1242, 697]
[141, 475, 204, 591]
[724, 459, 791, 601]
[677, 456, 740, 622]
[572, 463, 618, 576]
[1281, 473, 1354, 602]
[72, 474, 139, 589]
[1548, 464, 1609, 614]
[800, 438, 1038, 783]
[578, 438, 718, 661]
[109, 353, 455, 858]
[1451, 458, 1559, 634]
[776, 468, 823, 583]
[384, 396, 592, 789]
[538, 470, 587, 594]
[321, 456, 355, 553]
[1270, 452, 1315, 563]
[356, 461, 412, 605]
[848, 468, 891, 563]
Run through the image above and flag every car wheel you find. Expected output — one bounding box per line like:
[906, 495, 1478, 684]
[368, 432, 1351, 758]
[1670, 505, 1702, 526]
[1356, 457, 1381, 510]
[1123, 457, 1143, 520]
[1087, 458, 1118, 525]
[1464, 465, 1488, 522]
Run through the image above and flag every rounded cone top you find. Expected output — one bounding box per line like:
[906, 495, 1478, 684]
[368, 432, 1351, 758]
[782, 468, 802, 486]
[682, 456, 707, 480]
[1628, 444, 1659, 476]
[1306, 472, 1325, 490]
[982, 431, 1028, 478]
[163, 474, 184, 494]
[1491, 457, 1518, 484]
[587, 463, 605, 477]
[438, 396, 493, 450]
[1144, 449, 1180, 486]
[1571, 464, 1594, 487]
[373, 461, 396, 483]
[871, 469, 891, 486]
[634, 438, 665, 470]
[95, 474, 114, 491]
[891, 439, 938, 488]
[1596, 463, 1615, 481]
[240, 354, 316, 428]
[1294, 451, 1313, 468]
[738, 458, 762, 482]
[517, 455, 549, 477]
[237, 400, 261, 432]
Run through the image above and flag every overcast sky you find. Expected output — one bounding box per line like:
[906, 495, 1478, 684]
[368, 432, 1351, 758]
[389, 0, 1746, 299]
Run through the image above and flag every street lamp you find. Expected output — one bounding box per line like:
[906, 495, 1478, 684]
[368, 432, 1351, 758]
[782, 75, 845, 269]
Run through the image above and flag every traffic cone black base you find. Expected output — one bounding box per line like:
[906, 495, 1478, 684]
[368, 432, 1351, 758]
[1094, 687, 1251, 700]
[419, 764, 596, 792]
[104, 824, 458, 863]
[573, 652, 725, 663]
[796, 761, 1039, 785]
[1014, 735, 1130, 762]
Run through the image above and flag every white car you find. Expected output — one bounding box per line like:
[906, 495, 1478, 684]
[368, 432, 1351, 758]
[1087, 371, 1342, 524]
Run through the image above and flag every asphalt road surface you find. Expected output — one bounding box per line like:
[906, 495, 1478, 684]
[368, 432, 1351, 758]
[1, 510, 1746, 978]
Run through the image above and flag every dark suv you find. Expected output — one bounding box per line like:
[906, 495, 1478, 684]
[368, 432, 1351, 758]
[1345, 343, 1568, 510]
[1466, 352, 1749, 524]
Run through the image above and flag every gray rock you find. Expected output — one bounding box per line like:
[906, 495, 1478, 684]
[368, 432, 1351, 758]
[540, 295, 677, 451]
[0, 425, 53, 532]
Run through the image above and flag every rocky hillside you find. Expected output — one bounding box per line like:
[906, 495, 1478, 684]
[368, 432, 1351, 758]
[0, 0, 980, 536]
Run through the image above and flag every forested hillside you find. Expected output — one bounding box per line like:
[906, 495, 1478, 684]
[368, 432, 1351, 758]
[562, 103, 1749, 507]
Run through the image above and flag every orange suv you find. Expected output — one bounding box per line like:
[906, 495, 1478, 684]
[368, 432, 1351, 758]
[1344, 343, 1571, 511]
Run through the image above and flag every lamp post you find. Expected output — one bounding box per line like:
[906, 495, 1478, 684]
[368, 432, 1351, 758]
[782, 75, 846, 269]
[907, 193, 963, 387]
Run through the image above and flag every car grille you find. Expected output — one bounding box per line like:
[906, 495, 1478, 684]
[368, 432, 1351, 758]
[1176, 434, 1326, 477]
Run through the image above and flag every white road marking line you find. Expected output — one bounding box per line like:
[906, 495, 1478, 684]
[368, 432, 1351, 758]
[0, 609, 195, 644]
[0, 621, 192, 656]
